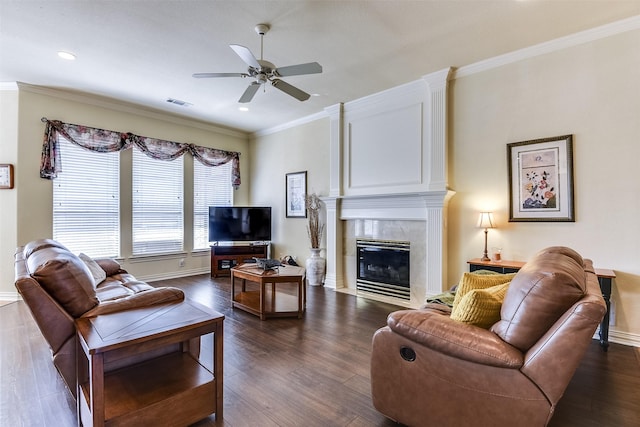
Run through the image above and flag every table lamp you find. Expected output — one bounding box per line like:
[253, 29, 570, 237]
[477, 212, 495, 261]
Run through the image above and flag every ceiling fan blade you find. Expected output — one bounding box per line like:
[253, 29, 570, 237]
[192, 72, 248, 78]
[230, 44, 261, 69]
[238, 82, 261, 103]
[275, 62, 323, 77]
[271, 79, 311, 101]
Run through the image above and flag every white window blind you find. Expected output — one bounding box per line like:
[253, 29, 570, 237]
[132, 149, 184, 255]
[193, 160, 233, 250]
[53, 137, 120, 258]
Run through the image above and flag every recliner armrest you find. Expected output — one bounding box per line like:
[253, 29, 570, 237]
[387, 308, 524, 368]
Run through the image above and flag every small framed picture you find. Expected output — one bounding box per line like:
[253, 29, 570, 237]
[507, 135, 574, 222]
[0, 164, 14, 189]
[285, 171, 307, 218]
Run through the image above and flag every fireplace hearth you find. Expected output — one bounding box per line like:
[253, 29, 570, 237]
[356, 239, 410, 300]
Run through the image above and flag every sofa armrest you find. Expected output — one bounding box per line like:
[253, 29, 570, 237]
[387, 308, 523, 368]
[81, 287, 185, 317]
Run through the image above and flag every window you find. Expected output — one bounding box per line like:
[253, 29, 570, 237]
[53, 137, 120, 258]
[132, 149, 184, 255]
[193, 160, 233, 250]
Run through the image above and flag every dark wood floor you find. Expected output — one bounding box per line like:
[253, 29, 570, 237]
[1, 274, 639, 426]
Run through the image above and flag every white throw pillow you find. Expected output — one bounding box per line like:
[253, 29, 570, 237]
[79, 253, 107, 286]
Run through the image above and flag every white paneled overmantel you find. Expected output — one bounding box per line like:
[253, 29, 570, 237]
[323, 68, 454, 307]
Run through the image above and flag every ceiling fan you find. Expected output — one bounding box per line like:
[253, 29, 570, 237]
[193, 24, 322, 103]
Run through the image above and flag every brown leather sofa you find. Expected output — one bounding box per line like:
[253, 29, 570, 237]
[370, 246, 607, 427]
[14, 238, 188, 398]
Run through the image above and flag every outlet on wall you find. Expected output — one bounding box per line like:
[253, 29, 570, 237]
[179, 258, 185, 268]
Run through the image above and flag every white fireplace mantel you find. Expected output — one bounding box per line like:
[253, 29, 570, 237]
[339, 191, 453, 221]
[322, 68, 453, 307]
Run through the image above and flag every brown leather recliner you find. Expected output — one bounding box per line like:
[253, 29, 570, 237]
[371, 246, 606, 427]
[14, 239, 189, 398]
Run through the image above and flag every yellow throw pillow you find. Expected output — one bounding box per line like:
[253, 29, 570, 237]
[450, 281, 511, 328]
[452, 272, 516, 308]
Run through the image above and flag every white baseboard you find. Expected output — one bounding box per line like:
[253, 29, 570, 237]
[0, 291, 20, 301]
[592, 326, 639, 348]
[608, 329, 640, 348]
[138, 267, 210, 283]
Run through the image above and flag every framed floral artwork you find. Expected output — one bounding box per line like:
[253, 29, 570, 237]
[507, 135, 574, 222]
[285, 171, 307, 218]
[0, 164, 14, 189]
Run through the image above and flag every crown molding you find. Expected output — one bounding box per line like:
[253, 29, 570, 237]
[454, 14, 640, 79]
[16, 82, 248, 138]
[252, 110, 328, 138]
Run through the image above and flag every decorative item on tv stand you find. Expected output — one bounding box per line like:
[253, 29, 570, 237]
[305, 193, 326, 286]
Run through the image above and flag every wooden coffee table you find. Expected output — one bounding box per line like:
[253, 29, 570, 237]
[231, 264, 306, 320]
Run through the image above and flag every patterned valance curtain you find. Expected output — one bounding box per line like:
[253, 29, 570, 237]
[40, 118, 241, 188]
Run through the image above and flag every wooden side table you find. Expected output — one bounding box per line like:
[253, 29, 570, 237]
[231, 264, 306, 320]
[467, 258, 616, 351]
[75, 299, 224, 426]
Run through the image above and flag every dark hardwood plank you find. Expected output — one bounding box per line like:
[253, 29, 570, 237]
[1, 275, 639, 426]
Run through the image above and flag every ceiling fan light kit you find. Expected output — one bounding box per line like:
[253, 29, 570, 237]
[193, 23, 322, 103]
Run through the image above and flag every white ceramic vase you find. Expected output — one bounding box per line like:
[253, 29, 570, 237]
[306, 248, 326, 286]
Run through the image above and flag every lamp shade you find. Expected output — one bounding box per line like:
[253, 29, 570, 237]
[477, 212, 495, 229]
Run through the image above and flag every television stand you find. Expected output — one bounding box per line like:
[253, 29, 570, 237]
[210, 244, 269, 278]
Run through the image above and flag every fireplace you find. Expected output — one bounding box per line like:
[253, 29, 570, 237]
[356, 239, 410, 300]
[321, 69, 452, 306]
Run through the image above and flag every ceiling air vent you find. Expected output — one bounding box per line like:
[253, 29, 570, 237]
[166, 98, 192, 107]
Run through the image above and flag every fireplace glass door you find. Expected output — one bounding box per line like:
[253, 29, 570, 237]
[356, 239, 410, 300]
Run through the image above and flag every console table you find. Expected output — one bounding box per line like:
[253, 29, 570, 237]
[210, 244, 268, 277]
[75, 300, 224, 426]
[468, 258, 615, 351]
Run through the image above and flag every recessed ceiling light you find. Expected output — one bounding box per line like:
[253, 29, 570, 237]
[238, 107, 249, 112]
[57, 51, 76, 60]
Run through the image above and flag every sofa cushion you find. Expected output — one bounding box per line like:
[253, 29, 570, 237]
[32, 253, 99, 317]
[450, 281, 510, 328]
[79, 253, 107, 286]
[491, 246, 587, 352]
[96, 283, 135, 302]
[82, 286, 185, 317]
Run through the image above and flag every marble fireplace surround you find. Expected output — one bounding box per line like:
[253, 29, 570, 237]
[324, 192, 452, 308]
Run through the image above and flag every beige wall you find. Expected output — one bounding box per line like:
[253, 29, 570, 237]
[250, 118, 330, 265]
[0, 86, 249, 296]
[448, 29, 640, 339]
[0, 86, 19, 298]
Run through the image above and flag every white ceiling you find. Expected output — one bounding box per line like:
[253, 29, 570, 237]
[2, 1, 640, 134]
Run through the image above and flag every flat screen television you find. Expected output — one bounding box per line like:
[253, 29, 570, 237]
[208, 206, 272, 243]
